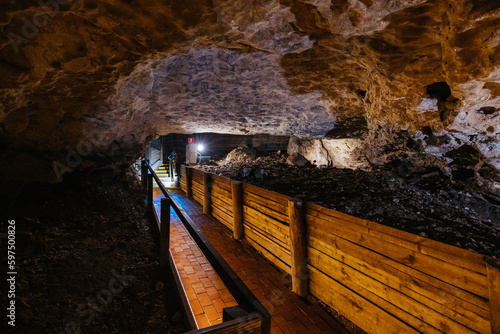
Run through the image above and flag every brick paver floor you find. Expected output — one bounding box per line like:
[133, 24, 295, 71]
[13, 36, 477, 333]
[153, 189, 238, 329]
[154, 187, 349, 333]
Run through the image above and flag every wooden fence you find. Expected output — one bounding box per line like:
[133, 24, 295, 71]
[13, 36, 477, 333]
[179, 165, 500, 334]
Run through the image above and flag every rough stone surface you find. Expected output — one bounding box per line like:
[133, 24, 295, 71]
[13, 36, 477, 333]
[0, 0, 499, 193]
[110, 48, 335, 137]
[221, 147, 257, 164]
[288, 136, 368, 168]
[286, 152, 310, 167]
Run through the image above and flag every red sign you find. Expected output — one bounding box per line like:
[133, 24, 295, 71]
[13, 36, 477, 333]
[188, 138, 194, 144]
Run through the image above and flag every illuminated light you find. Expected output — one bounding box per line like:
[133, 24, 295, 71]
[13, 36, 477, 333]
[197, 144, 204, 152]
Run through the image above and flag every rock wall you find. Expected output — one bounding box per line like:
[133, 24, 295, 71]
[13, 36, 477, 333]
[287, 136, 368, 169]
[0, 0, 499, 193]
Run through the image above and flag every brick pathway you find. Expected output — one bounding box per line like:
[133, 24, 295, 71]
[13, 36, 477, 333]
[153, 190, 237, 329]
[154, 187, 348, 334]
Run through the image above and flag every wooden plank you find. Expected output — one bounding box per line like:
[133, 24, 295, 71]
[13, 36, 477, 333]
[212, 206, 233, 229]
[180, 166, 187, 193]
[243, 223, 291, 262]
[191, 181, 203, 192]
[307, 234, 490, 333]
[306, 202, 487, 275]
[192, 183, 204, 201]
[487, 258, 500, 334]
[203, 172, 211, 215]
[191, 182, 204, 205]
[192, 187, 204, 199]
[308, 247, 479, 333]
[192, 188, 203, 197]
[193, 191, 204, 202]
[192, 176, 203, 185]
[306, 212, 488, 299]
[193, 180, 203, 190]
[193, 194, 203, 206]
[193, 195, 204, 206]
[192, 179, 203, 189]
[244, 195, 289, 223]
[211, 200, 232, 218]
[192, 169, 204, 182]
[184, 315, 261, 334]
[243, 191, 289, 215]
[212, 182, 232, 195]
[211, 174, 232, 190]
[217, 181, 231, 190]
[186, 167, 192, 198]
[243, 206, 289, 237]
[211, 193, 233, 213]
[243, 206, 290, 249]
[243, 183, 291, 206]
[191, 184, 203, 193]
[212, 180, 232, 192]
[212, 209, 233, 230]
[309, 267, 421, 334]
[244, 232, 291, 274]
[211, 186, 233, 205]
[211, 173, 232, 185]
[211, 196, 233, 216]
[243, 216, 289, 253]
[243, 204, 289, 233]
[244, 223, 291, 265]
[214, 179, 232, 190]
[307, 225, 490, 317]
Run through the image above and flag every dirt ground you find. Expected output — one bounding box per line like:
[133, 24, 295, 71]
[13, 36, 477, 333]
[197, 149, 500, 259]
[2, 170, 185, 334]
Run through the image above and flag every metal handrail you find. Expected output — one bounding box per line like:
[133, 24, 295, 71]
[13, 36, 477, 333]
[142, 160, 271, 333]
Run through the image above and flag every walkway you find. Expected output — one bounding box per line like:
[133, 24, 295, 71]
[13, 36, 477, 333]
[153, 188, 349, 334]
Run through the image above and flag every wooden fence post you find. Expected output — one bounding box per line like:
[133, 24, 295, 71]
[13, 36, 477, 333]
[186, 167, 193, 198]
[232, 181, 244, 240]
[288, 199, 308, 297]
[487, 258, 500, 334]
[160, 197, 171, 268]
[141, 160, 147, 189]
[169, 160, 174, 182]
[147, 172, 153, 211]
[203, 172, 212, 215]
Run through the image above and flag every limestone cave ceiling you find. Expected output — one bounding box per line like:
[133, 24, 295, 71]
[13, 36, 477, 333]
[0, 0, 499, 183]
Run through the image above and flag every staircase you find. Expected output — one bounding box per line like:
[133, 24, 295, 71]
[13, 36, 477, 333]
[153, 163, 176, 188]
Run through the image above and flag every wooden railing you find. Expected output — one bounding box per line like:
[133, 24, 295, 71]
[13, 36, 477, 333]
[142, 160, 271, 334]
[179, 165, 500, 334]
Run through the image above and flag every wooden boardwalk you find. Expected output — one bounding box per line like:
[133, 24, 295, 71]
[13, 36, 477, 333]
[154, 187, 348, 334]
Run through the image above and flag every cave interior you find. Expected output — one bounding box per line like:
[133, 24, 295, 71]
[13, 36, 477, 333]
[1, 0, 500, 333]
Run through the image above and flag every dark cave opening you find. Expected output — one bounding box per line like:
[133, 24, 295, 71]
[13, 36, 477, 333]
[426, 81, 451, 102]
